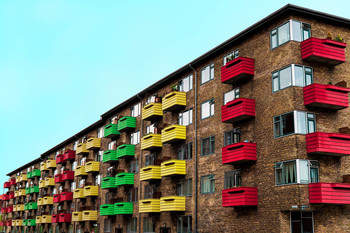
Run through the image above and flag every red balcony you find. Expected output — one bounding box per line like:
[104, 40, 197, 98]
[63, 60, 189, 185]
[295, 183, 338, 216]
[222, 142, 257, 164]
[3, 182, 10, 189]
[2, 194, 9, 201]
[0, 221, 4, 226]
[8, 192, 14, 199]
[5, 220, 12, 226]
[306, 132, 350, 156]
[221, 57, 254, 84]
[304, 83, 350, 110]
[55, 174, 63, 183]
[60, 192, 73, 202]
[53, 194, 61, 203]
[301, 37, 346, 66]
[10, 178, 16, 186]
[222, 187, 258, 207]
[221, 98, 255, 123]
[59, 213, 72, 223]
[7, 206, 13, 213]
[63, 150, 76, 161]
[1, 208, 7, 214]
[309, 183, 350, 205]
[52, 214, 59, 223]
[62, 171, 75, 181]
[56, 154, 65, 164]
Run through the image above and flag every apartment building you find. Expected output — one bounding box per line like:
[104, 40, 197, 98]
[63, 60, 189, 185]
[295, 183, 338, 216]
[1, 4, 350, 233]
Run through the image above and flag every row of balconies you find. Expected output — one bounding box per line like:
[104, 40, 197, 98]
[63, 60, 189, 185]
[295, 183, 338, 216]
[56, 150, 76, 164]
[54, 171, 75, 183]
[72, 211, 98, 222]
[75, 162, 100, 176]
[140, 159, 186, 181]
[53, 192, 73, 202]
[100, 202, 133, 215]
[73, 186, 99, 199]
[103, 144, 135, 163]
[101, 173, 134, 189]
[139, 196, 185, 213]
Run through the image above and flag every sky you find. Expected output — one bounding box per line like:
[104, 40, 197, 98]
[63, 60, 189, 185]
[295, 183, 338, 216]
[0, 0, 349, 193]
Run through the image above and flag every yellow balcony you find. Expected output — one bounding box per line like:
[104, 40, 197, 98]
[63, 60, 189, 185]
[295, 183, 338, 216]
[14, 190, 19, 197]
[15, 176, 20, 183]
[142, 103, 163, 121]
[86, 138, 101, 150]
[85, 161, 100, 173]
[72, 212, 82, 222]
[19, 174, 27, 182]
[36, 216, 41, 224]
[83, 186, 98, 196]
[82, 210, 98, 221]
[73, 189, 86, 199]
[75, 165, 88, 176]
[37, 198, 44, 206]
[40, 162, 48, 171]
[161, 125, 186, 144]
[18, 189, 26, 196]
[76, 143, 89, 155]
[161, 159, 186, 177]
[45, 178, 55, 186]
[160, 196, 185, 211]
[162, 91, 186, 112]
[16, 204, 24, 211]
[140, 166, 161, 181]
[139, 199, 160, 213]
[12, 220, 16, 226]
[41, 215, 52, 224]
[43, 196, 53, 205]
[15, 220, 23, 226]
[141, 133, 162, 151]
[46, 160, 56, 169]
[39, 180, 46, 189]
[13, 205, 17, 212]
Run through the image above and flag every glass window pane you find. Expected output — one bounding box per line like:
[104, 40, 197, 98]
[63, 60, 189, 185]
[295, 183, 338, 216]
[202, 138, 210, 156]
[299, 160, 309, 184]
[279, 66, 292, 89]
[273, 77, 279, 92]
[271, 30, 277, 49]
[308, 120, 316, 133]
[278, 22, 290, 45]
[282, 112, 294, 135]
[210, 65, 214, 80]
[294, 65, 304, 86]
[276, 169, 283, 185]
[310, 167, 319, 183]
[297, 111, 307, 134]
[224, 89, 237, 105]
[201, 66, 209, 84]
[210, 102, 215, 116]
[274, 117, 281, 137]
[292, 21, 302, 42]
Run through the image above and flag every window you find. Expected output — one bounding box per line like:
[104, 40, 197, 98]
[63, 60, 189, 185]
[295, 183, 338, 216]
[224, 88, 240, 105]
[177, 178, 192, 196]
[131, 102, 141, 117]
[145, 94, 157, 105]
[97, 127, 104, 138]
[108, 141, 116, 150]
[95, 174, 102, 186]
[129, 159, 139, 173]
[224, 128, 240, 146]
[224, 170, 241, 189]
[127, 188, 138, 203]
[130, 131, 140, 145]
[178, 143, 192, 160]
[79, 179, 85, 189]
[179, 109, 193, 126]
[177, 216, 192, 233]
[127, 218, 137, 233]
[178, 75, 193, 92]
[275, 159, 319, 185]
[144, 184, 156, 199]
[223, 49, 239, 65]
[201, 64, 214, 84]
[272, 64, 313, 92]
[201, 99, 214, 119]
[104, 219, 112, 233]
[146, 124, 155, 134]
[80, 157, 86, 166]
[201, 175, 215, 194]
[271, 20, 311, 49]
[72, 161, 77, 171]
[143, 217, 154, 233]
[201, 136, 215, 156]
[145, 154, 157, 167]
[274, 111, 316, 138]
[95, 150, 103, 162]
[73, 141, 78, 151]
[291, 211, 314, 233]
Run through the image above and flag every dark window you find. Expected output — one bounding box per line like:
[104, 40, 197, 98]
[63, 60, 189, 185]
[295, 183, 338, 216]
[145, 154, 157, 167]
[224, 128, 240, 146]
[177, 216, 192, 233]
[178, 143, 192, 160]
[143, 217, 155, 233]
[144, 185, 156, 199]
[201, 175, 215, 194]
[129, 159, 139, 173]
[201, 136, 215, 156]
[291, 211, 314, 233]
[128, 188, 138, 203]
[177, 179, 192, 196]
[127, 218, 137, 233]
[224, 170, 241, 189]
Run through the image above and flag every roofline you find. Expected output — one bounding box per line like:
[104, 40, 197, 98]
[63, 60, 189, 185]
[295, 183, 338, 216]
[32, 4, 350, 164]
[6, 157, 43, 176]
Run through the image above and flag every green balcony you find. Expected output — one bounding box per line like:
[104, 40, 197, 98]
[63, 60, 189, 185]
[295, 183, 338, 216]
[27, 219, 36, 226]
[101, 177, 117, 189]
[115, 173, 134, 186]
[116, 144, 135, 159]
[100, 204, 116, 216]
[31, 169, 41, 177]
[27, 171, 33, 179]
[28, 202, 38, 210]
[114, 202, 133, 215]
[30, 186, 39, 193]
[102, 150, 118, 163]
[104, 124, 120, 138]
[25, 187, 31, 195]
[24, 203, 30, 210]
[117, 116, 136, 132]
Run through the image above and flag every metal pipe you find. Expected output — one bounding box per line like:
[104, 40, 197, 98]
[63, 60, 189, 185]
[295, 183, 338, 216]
[136, 94, 143, 233]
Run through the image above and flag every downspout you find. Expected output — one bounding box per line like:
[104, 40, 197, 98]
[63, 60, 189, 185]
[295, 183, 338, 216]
[189, 64, 198, 233]
[136, 94, 143, 233]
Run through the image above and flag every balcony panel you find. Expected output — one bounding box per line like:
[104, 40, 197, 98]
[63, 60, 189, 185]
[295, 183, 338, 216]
[116, 144, 135, 159]
[160, 196, 185, 211]
[114, 202, 133, 215]
[101, 177, 117, 189]
[56, 154, 65, 164]
[35, 216, 41, 224]
[62, 171, 75, 181]
[76, 143, 89, 155]
[8, 192, 15, 199]
[222, 142, 257, 164]
[25, 187, 31, 195]
[162, 91, 186, 112]
[30, 186, 39, 193]
[309, 183, 350, 204]
[222, 98, 255, 123]
[72, 212, 82, 222]
[19, 189, 26, 196]
[32, 169, 41, 177]
[161, 125, 186, 144]
[19, 174, 27, 182]
[27, 219, 36, 226]
[27, 171, 33, 179]
[28, 202, 38, 210]
[83, 186, 99, 196]
[85, 161, 100, 173]
[60, 192, 73, 201]
[59, 213, 72, 223]
[75, 166, 88, 176]
[46, 160, 56, 169]
[221, 57, 255, 84]
[51, 214, 59, 223]
[45, 178, 55, 186]
[16, 204, 24, 211]
[73, 189, 86, 199]
[141, 134, 162, 151]
[2, 194, 9, 201]
[63, 150, 76, 161]
[117, 116, 136, 132]
[0, 208, 7, 214]
[40, 163, 48, 171]
[103, 150, 118, 163]
[37, 198, 43, 206]
[24, 203, 30, 210]
[12, 220, 16, 226]
[100, 204, 116, 216]
[142, 103, 163, 121]
[7, 206, 13, 212]
[3, 182, 10, 189]
[43, 196, 53, 205]
[115, 173, 134, 186]
[54, 174, 63, 183]
[301, 37, 346, 65]
[140, 166, 161, 181]
[10, 178, 16, 185]
[306, 132, 350, 156]
[222, 187, 258, 207]
[6, 220, 12, 226]
[139, 199, 160, 213]
[15, 176, 20, 183]
[41, 215, 52, 224]
[82, 210, 98, 221]
[304, 83, 349, 110]
[86, 138, 101, 150]
[161, 160, 186, 177]
[104, 123, 120, 138]
[15, 220, 23, 227]
[53, 194, 61, 203]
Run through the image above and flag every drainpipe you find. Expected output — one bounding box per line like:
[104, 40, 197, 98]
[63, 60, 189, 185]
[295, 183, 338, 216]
[188, 64, 198, 233]
[136, 94, 143, 233]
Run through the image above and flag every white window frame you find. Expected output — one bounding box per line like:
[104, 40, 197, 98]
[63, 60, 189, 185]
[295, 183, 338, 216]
[201, 64, 214, 84]
[201, 99, 215, 120]
[179, 109, 193, 126]
[223, 49, 239, 65]
[130, 131, 140, 145]
[131, 103, 141, 117]
[178, 75, 193, 92]
[224, 88, 240, 105]
[97, 127, 104, 138]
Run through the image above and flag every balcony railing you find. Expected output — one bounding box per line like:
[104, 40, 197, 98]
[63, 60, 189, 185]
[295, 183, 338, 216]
[82, 210, 98, 221]
[160, 196, 185, 211]
[19, 174, 27, 182]
[30, 186, 39, 193]
[222, 142, 257, 164]
[84, 186, 99, 196]
[61, 192, 73, 202]
[139, 199, 160, 213]
[103, 150, 118, 163]
[51, 215, 59, 223]
[3, 182, 10, 189]
[31, 169, 41, 177]
[63, 150, 76, 161]
[72, 212, 82, 222]
[41, 215, 52, 224]
[55, 174, 63, 183]
[53, 194, 61, 203]
[118, 116, 136, 132]
[85, 161, 100, 173]
[309, 183, 350, 204]
[306, 132, 350, 156]
[45, 178, 55, 187]
[221, 57, 255, 84]
[28, 202, 38, 210]
[115, 173, 134, 186]
[62, 171, 75, 181]
[86, 138, 101, 150]
[104, 123, 120, 138]
[46, 160, 56, 169]
[221, 98, 255, 123]
[116, 144, 135, 159]
[100, 204, 115, 216]
[76, 143, 89, 155]
[161, 125, 186, 144]
[301, 37, 346, 66]
[59, 213, 72, 223]
[222, 187, 258, 207]
[43, 196, 53, 205]
[102, 177, 117, 189]
[141, 133, 162, 151]
[114, 202, 133, 215]
[140, 166, 161, 181]
[56, 154, 65, 164]
[161, 160, 186, 177]
[73, 189, 86, 199]
[162, 91, 186, 112]
[75, 166, 88, 176]
[40, 163, 48, 171]
[142, 103, 163, 121]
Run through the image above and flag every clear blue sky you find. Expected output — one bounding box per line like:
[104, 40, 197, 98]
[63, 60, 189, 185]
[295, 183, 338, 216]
[1, 0, 349, 193]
